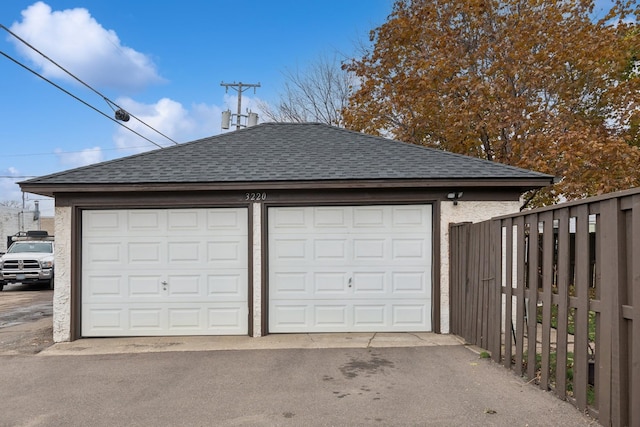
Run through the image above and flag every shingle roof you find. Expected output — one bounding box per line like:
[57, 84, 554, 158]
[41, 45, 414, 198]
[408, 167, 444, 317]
[21, 122, 553, 185]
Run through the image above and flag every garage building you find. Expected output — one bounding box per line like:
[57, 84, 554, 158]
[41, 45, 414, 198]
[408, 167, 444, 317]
[19, 123, 553, 342]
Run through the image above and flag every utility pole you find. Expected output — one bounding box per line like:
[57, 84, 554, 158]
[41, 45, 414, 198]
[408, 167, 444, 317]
[220, 81, 261, 130]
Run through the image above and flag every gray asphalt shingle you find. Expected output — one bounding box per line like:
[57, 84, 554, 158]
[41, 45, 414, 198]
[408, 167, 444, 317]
[22, 123, 553, 185]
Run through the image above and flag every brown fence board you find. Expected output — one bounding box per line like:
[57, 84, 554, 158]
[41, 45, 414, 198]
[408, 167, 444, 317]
[601, 198, 627, 426]
[471, 223, 480, 345]
[504, 218, 514, 370]
[573, 204, 590, 411]
[526, 214, 539, 381]
[514, 216, 526, 377]
[491, 220, 502, 362]
[540, 211, 554, 390]
[450, 225, 459, 335]
[555, 208, 570, 400]
[632, 195, 640, 427]
[483, 221, 492, 350]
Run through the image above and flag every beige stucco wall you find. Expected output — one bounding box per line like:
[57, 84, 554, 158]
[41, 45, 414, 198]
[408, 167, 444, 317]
[53, 206, 72, 342]
[438, 200, 521, 334]
[252, 203, 262, 337]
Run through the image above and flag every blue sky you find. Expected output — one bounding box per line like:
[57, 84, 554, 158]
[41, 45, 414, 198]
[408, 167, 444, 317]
[0, 0, 393, 215]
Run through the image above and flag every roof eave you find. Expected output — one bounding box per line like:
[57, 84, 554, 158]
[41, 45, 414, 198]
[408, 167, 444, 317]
[20, 177, 554, 198]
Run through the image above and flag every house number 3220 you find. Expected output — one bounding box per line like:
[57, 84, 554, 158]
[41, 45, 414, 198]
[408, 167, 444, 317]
[245, 192, 267, 201]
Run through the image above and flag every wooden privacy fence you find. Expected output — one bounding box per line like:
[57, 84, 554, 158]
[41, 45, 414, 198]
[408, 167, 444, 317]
[450, 187, 640, 427]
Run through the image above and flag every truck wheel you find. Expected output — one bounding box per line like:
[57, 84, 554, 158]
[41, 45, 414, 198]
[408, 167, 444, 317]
[0, 282, 4, 292]
[48, 278, 54, 290]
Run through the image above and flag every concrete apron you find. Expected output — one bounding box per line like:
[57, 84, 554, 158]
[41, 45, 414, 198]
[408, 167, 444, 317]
[41, 332, 464, 356]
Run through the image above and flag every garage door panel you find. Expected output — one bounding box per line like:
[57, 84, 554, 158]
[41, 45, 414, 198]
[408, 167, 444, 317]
[129, 275, 164, 296]
[128, 210, 163, 231]
[130, 309, 163, 330]
[392, 305, 428, 326]
[270, 272, 307, 293]
[86, 272, 250, 302]
[314, 207, 348, 227]
[271, 305, 309, 328]
[208, 307, 245, 329]
[269, 205, 432, 333]
[82, 208, 248, 337]
[392, 239, 426, 259]
[272, 239, 307, 260]
[207, 240, 245, 264]
[393, 206, 428, 226]
[314, 239, 347, 259]
[168, 308, 201, 328]
[314, 272, 349, 293]
[392, 271, 428, 292]
[206, 209, 245, 232]
[353, 239, 386, 259]
[83, 307, 125, 331]
[85, 275, 122, 296]
[353, 304, 386, 326]
[352, 272, 385, 292]
[207, 273, 246, 296]
[84, 241, 122, 264]
[352, 206, 386, 227]
[82, 211, 125, 235]
[166, 275, 201, 296]
[167, 241, 201, 263]
[271, 208, 308, 229]
[315, 305, 348, 326]
[83, 303, 248, 335]
[129, 241, 163, 264]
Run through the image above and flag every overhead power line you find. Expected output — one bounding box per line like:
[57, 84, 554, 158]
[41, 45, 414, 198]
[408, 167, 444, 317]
[0, 48, 165, 149]
[0, 23, 179, 147]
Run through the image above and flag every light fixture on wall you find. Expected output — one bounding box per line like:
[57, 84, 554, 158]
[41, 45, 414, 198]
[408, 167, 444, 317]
[447, 191, 464, 205]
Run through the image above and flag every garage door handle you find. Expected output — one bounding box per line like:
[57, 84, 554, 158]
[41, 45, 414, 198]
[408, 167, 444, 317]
[348, 278, 352, 288]
[162, 281, 168, 290]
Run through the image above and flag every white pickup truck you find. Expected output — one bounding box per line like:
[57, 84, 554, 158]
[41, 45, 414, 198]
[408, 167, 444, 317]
[0, 231, 54, 292]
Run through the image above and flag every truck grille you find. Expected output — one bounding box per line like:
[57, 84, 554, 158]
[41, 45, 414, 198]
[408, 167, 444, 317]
[2, 259, 41, 270]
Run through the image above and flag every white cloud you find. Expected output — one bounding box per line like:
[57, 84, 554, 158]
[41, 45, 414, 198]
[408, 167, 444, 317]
[113, 97, 199, 152]
[54, 146, 104, 167]
[111, 94, 269, 154]
[9, 1, 164, 92]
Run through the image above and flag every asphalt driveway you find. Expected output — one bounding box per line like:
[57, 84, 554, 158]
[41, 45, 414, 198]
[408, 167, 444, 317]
[0, 343, 595, 426]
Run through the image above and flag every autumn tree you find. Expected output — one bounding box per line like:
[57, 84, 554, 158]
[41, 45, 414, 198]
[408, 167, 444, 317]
[259, 54, 356, 127]
[344, 0, 640, 205]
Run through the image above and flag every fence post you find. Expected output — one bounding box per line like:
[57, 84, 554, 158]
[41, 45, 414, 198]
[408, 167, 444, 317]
[504, 218, 514, 370]
[632, 195, 640, 427]
[555, 209, 570, 400]
[514, 216, 526, 377]
[599, 198, 627, 426]
[526, 213, 539, 381]
[490, 219, 502, 363]
[573, 204, 590, 411]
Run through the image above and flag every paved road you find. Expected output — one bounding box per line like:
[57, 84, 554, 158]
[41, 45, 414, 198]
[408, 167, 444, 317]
[0, 287, 597, 426]
[0, 283, 52, 327]
[1, 345, 596, 426]
[0, 284, 53, 354]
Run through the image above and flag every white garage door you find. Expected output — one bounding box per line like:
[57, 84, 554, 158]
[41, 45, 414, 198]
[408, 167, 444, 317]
[268, 205, 432, 333]
[82, 208, 248, 337]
